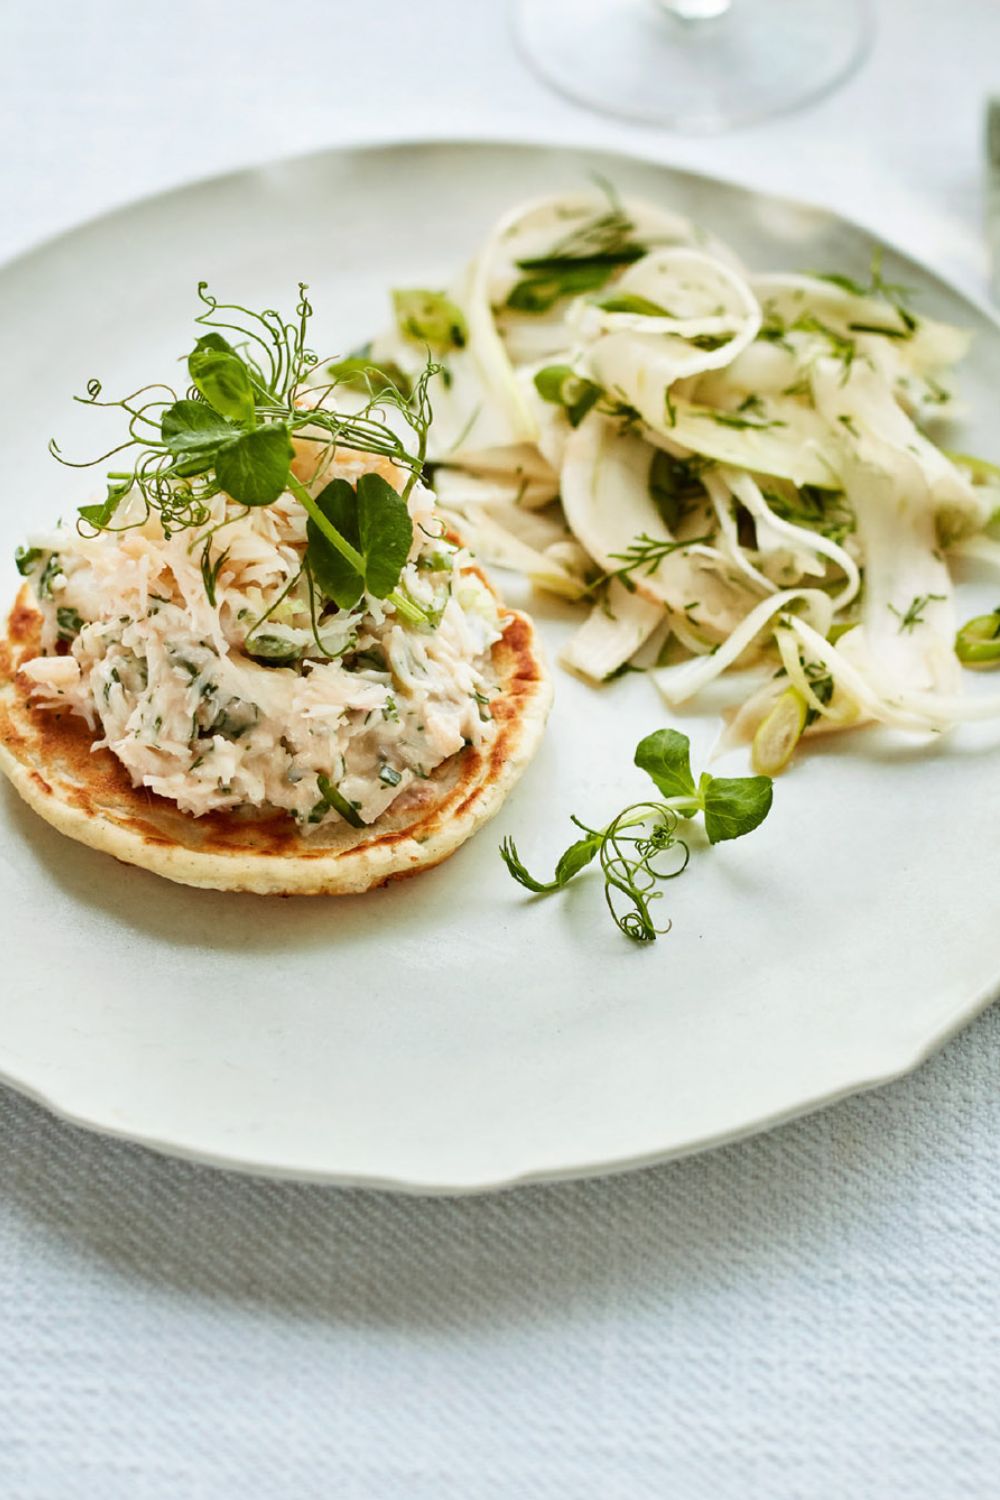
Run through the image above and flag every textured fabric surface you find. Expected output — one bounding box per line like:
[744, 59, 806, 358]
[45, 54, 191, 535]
[3, 1, 1000, 1495]
[1, 1016, 1000, 1500]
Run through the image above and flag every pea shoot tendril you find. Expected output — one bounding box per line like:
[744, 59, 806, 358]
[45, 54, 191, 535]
[500, 728, 773, 943]
[48, 283, 442, 627]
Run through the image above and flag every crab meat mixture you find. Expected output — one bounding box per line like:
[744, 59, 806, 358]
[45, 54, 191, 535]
[16, 452, 503, 831]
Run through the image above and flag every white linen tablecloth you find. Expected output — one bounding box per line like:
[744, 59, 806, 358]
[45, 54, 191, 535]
[2, 1, 1000, 1494]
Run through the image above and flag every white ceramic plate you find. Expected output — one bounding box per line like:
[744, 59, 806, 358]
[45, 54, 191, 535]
[3, 140, 1000, 1192]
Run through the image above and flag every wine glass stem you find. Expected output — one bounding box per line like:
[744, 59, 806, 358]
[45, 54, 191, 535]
[658, 0, 732, 19]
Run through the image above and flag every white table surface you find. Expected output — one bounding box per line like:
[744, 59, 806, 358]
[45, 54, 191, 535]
[2, 1, 1000, 1495]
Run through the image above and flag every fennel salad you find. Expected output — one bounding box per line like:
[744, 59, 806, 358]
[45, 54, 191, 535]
[359, 182, 1000, 779]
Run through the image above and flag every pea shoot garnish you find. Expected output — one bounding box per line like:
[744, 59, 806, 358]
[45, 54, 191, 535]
[50, 283, 441, 627]
[500, 729, 773, 943]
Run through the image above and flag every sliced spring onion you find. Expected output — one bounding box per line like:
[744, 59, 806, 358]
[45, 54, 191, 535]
[751, 688, 807, 776]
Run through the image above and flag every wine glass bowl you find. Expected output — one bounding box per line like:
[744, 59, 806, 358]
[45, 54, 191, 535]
[514, 0, 874, 134]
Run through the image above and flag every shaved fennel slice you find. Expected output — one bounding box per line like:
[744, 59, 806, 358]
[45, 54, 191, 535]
[646, 398, 836, 488]
[560, 417, 752, 634]
[670, 612, 719, 657]
[559, 416, 658, 570]
[752, 273, 970, 365]
[487, 190, 733, 303]
[773, 622, 858, 727]
[433, 467, 559, 511]
[653, 588, 834, 706]
[487, 183, 706, 367]
[500, 313, 576, 367]
[780, 615, 1000, 732]
[811, 357, 984, 531]
[515, 365, 576, 473]
[780, 617, 927, 730]
[696, 340, 801, 402]
[581, 252, 761, 427]
[464, 237, 538, 448]
[371, 272, 537, 463]
[574, 247, 760, 344]
[830, 442, 960, 698]
[560, 580, 665, 682]
[468, 500, 581, 557]
[890, 684, 1000, 723]
[702, 470, 778, 598]
[812, 356, 976, 701]
[946, 449, 1000, 509]
[436, 441, 557, 483]
[712, 676, 787, 759]
[439, 505, 588, 600]
[410, 189, 716, 462]
[723, 468, 861, 608]
[947, 534, 1000, 573]
[714, 665, 865, 764]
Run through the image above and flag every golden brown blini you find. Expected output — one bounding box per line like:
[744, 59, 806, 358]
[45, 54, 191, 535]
[0, 584, 552, 896]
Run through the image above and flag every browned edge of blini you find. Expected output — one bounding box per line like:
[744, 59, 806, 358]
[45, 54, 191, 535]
[0, 576, 552, 895]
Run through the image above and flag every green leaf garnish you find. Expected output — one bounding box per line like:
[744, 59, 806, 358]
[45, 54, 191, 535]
[306, 471, 413, 611]
[214, 425, 294, 507]
[699, 773, 773, 844]
[78, 475, 134, 531]
[393, 289, 467, 352]
[500, 729, 773, 943]
[326, 354, 411, 396]
[48, 283, 440, 630]
[700, 394, 787, 431]
[846, 322, 909, 339]
[633, 727, 696, 800]
[306, 478, 365, 611]
[597, 532, 715, 591]
[499, 832, 603, 894]
[188, 343, 257, 426]
[357, 474, 414, 597]
[161, 400, 237, 465]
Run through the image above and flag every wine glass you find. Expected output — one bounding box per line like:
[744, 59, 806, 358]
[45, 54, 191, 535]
[514, 0, 874, 133]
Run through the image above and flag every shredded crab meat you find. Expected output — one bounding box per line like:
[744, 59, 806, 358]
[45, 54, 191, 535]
[18, 449, 503, 831]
